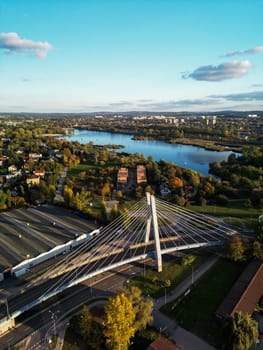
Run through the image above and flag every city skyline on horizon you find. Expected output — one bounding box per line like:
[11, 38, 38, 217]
[1, 0, 263, 113]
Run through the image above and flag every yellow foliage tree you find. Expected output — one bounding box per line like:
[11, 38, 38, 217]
[104, 293, 135, 350]
[63, 185, 73, 206]
[101, 182, 111, 198]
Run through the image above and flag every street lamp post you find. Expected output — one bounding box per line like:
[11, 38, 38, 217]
[191, 265, 194, 284]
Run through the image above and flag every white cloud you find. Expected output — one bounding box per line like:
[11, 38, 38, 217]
[251, 83, 263, 88]
[184, 61, 252, 82]
[210, 91, 263, 101]
[225, 46, 263, 57]
[0, 32, 52, 58]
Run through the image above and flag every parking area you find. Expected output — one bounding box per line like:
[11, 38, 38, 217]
[0, 205, 97, 271]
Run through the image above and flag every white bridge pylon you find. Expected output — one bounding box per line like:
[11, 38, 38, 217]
[144, 193, 234, 272]
[146, 192, 162, 272]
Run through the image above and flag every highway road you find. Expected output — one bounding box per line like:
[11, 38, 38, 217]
[0, 242, 151, 319]
[0, 259, 153, 350]
[0, 205, 97, 270]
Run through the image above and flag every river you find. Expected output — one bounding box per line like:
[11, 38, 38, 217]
[62, 129, 237, 175]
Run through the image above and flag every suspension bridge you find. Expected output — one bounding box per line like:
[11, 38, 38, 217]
[0, 194, 236, 334]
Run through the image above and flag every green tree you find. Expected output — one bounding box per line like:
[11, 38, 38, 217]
[226, 236, 250, 262]
[181, 255, 195, 266]
[88, 322, 103, 349]
[224, 311, 259, 350]
[125, 286, 153, 332]
[6, 189, 12, 208]
[164, 279, 171, 288]
[104, 292, 135, 350]
[253, 240, 263, 260]
[101, 200, 108, 222]
[255, 222, 263, 242]
[49, 184, 56, 202]
[79, 304, 92, 341]
[110, 203, 119, 221]
[0, 190, 7, 209]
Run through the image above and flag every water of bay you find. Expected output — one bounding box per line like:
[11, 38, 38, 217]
[63, 129, 237, 175]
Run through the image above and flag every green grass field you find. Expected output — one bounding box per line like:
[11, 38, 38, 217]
[191, 203, 260, 218]
[190, 203, 261, 230]
[67, 162, 99, 176]
[129, 255, 208, 298]
[161, 258, 246, 347]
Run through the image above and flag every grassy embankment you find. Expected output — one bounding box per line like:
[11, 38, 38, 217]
[190, 202, 260, 230]
[129, 255, 207, 298]
[161, 258, 246, 348]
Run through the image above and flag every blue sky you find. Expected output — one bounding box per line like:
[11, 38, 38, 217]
[0, 0, 262, 113]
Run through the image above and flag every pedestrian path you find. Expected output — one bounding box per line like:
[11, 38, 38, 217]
[54, 166, 68, 204]
[152, 255, 219, 350]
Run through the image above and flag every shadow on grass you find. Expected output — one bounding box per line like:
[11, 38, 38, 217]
[160, 258, 246, 348]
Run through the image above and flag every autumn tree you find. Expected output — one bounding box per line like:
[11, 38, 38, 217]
[68, 154, 80, 169]
[63, 185, 73, 206]
[145, 185, 153, 195]
[169, 176, 183, 190]
[109, 203, 119, 221]
[226, 236, 250, 262]
[79, 304, 92, 341]
[125, 286, 153, 332]
[101, 182, 111, 199]
[104, 293, 135, 350]
[63, 147, 72, 164]
[116, 190, 123, 200]
[122, 207, 130, 229]
[11, 196, 26, 208]
[101, 200, 108, 222]
[223, 311, 259, 350]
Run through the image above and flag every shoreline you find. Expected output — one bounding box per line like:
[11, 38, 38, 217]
[73, 127, 243, 153]
[167, 138, 243, 153]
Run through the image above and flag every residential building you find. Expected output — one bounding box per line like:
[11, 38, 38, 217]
[26, 175, 40, 186]
[33, 169, 45, 178]
[137, 165, 147, 184]
[216, 260, 263, 318]
[117, 167, 129, 184]
[8, 164, 17, 172]
[147, 336, 180, 350]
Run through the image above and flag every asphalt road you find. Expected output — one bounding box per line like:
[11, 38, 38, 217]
[0, 205, 97, 270]
[0, 260, 153, 349]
